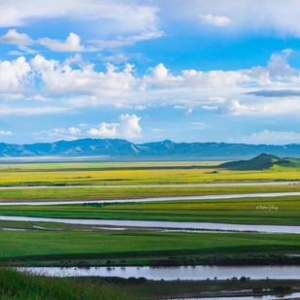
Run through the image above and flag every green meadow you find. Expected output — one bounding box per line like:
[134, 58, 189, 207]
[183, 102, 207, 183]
[1, 184, 300, 201]
[0, 230, 299, 266]
[1, 195, 299, 225]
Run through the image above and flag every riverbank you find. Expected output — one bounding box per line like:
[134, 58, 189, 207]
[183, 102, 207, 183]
[2, 268, 300, 300]
[99, 277, 300, 299]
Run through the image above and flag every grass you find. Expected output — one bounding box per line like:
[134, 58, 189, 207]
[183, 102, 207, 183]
[1, 161, 300, 186]
[0, 230, 299, 266]
[1, 184, 300, 201]
[1, 268, 300, 300]
[1, 195, 300, 225]
[0, 268, 143, 300]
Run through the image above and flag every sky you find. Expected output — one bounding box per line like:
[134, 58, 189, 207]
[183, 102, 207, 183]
[1, 0, 300, 145]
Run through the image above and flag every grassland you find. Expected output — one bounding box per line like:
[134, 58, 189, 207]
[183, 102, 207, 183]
[0, 161, 299, 261]
[0, 230, 299, 267]
[1, 184, 300, 201]
[0, 226, 300, 266]
[0, 195, 299, 225]
[0, 230, 289, 260]
[0, 161, 300, 298]
[1, 160, 300, 186]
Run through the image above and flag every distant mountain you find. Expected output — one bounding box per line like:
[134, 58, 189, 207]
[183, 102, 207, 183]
[1, 139, 300, 159]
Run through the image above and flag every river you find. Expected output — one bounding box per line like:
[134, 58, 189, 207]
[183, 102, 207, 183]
[1, 215, 300, 234]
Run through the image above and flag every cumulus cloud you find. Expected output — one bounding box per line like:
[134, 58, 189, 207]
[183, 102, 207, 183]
[87, 114, 142, 140]
[68, 127, 81, 136]
[199, 14, 231, 27]
[39, 32, 84, 52]
[0, 28, 32, 45]
[88, 123, 118, 138]
[0, 56, 31, 93]
[0, 29, 87, 53]
[30, 55, 136, 98]
[2, 50, 300, 117]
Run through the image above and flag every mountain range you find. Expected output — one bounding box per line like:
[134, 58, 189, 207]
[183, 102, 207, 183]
[1, 138, 300, 160]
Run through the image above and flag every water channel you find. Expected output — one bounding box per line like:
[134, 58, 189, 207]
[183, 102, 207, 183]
[1, 215, 300, 234]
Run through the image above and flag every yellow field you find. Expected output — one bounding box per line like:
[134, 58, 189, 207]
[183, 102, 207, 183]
[0, 162, 299, 186]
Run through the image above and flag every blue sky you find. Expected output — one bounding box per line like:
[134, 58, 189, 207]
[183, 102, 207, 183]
[1, 0, 300, 144]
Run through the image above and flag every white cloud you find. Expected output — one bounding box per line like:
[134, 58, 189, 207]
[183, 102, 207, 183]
[0, 30, 86, 53]
[91, 30, 164, 50]
[237, 130, 300, 145]
[0, 56, 31, 93]
[151, 63, 170, 80]
[119, 114, 142, 139]
[0, 1, 162, 48]
[199, 14, 231, 27]
[31, 55, 136, 98]
[39, 32, 84, 52]
[2, 50, 300, 117]
[68, 127, 81, 136]
[0, 28, 32, 45]
[88, 122, 118, 138]
[34, 126, 82, 141]
[161, 0, 300, 37]
[220, 100, 257, 115]
[0, 130, 12, 136]
[87, 114, 142, 140]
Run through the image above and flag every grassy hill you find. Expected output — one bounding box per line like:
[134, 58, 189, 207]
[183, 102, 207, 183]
[219, 153, 300, 170]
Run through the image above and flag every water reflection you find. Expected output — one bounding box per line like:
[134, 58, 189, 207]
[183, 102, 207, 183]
[17, 265, 300, 280]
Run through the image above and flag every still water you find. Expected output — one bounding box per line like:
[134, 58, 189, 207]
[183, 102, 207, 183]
[17, 265, 300, 280]
[17, 266, 300, 300]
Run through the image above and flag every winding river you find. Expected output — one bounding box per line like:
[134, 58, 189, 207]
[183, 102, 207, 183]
[1, 190, 300, 233]
[1, 215, 300, 234]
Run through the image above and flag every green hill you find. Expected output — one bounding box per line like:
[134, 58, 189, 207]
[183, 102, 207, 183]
[219, 153, 292, 170]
